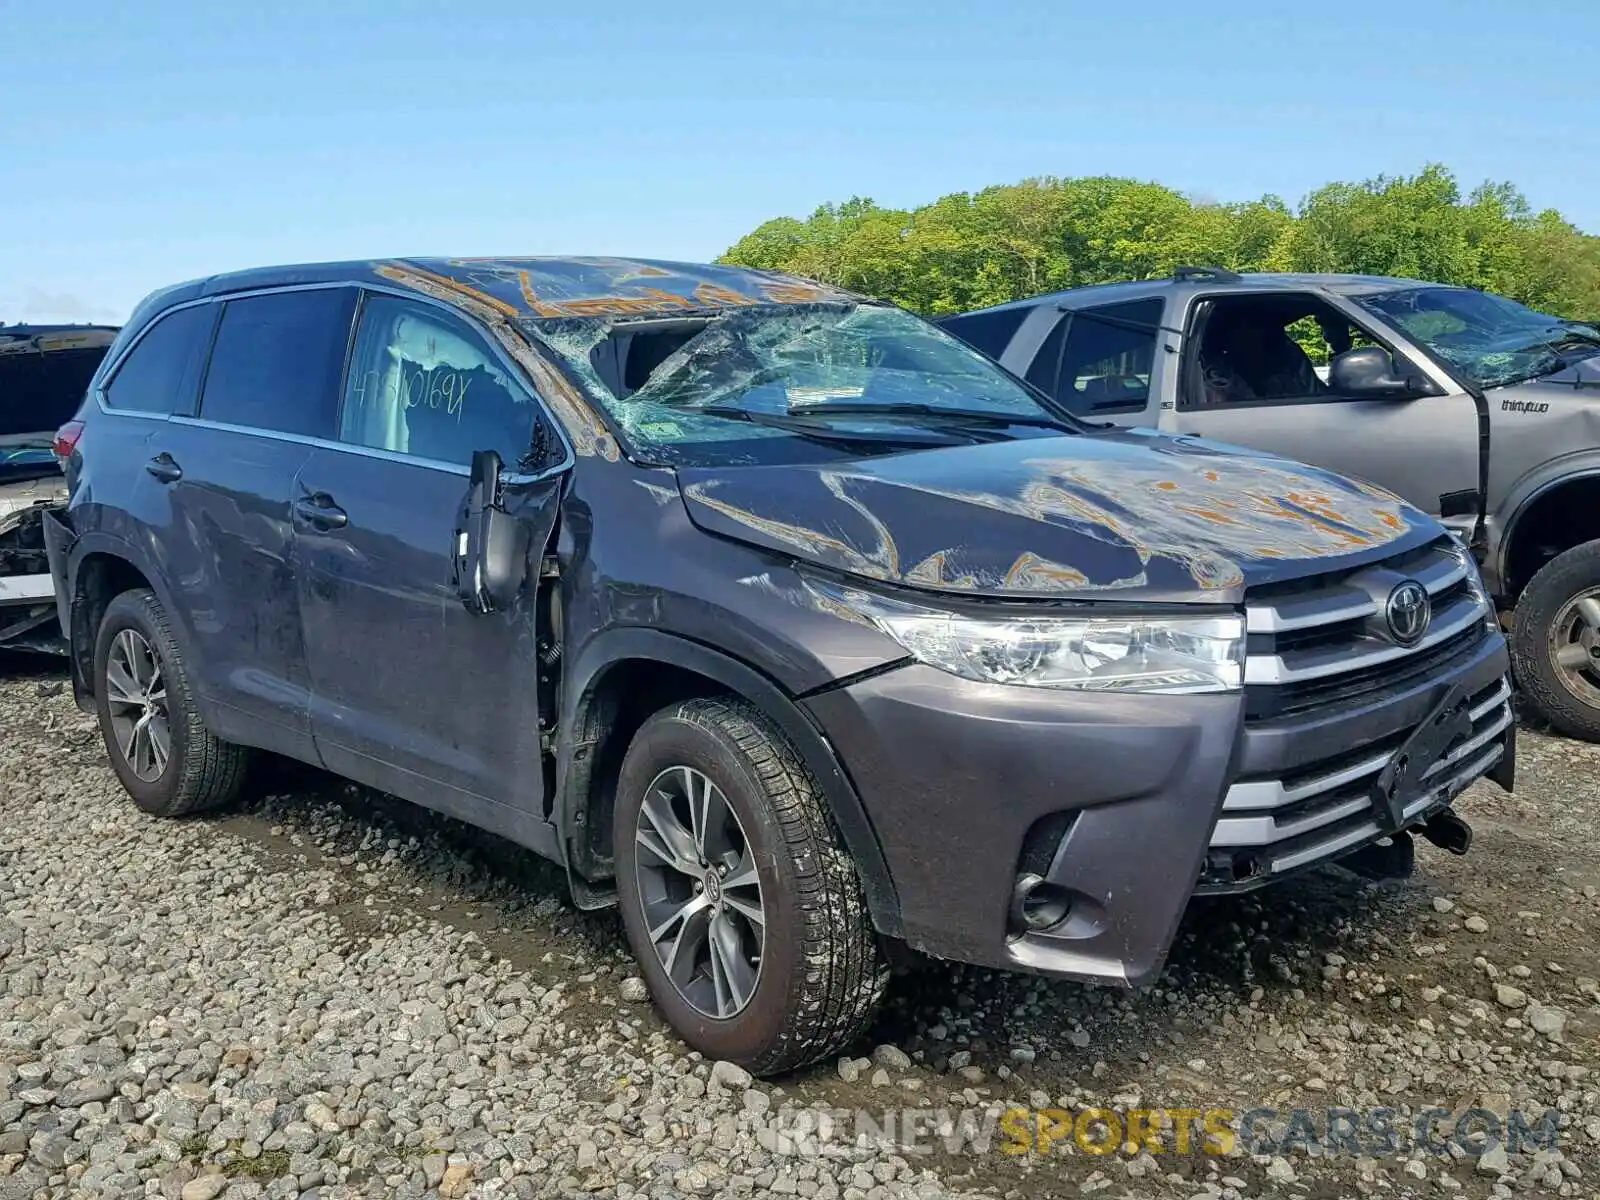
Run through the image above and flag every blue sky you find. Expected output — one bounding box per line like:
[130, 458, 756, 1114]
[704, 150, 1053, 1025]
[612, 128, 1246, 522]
[3, 0, 1596, 324]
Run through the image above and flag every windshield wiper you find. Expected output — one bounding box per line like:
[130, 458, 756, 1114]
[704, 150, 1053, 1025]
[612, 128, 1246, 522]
[696, 406, 970, 447]
[778, 402, 1076, 431]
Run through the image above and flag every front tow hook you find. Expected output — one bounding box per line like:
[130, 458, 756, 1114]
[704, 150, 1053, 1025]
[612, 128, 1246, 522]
[1421, 808, 1473, 856]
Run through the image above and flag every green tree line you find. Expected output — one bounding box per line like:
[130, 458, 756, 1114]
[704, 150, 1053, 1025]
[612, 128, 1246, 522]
[718, 165, 1600, 320]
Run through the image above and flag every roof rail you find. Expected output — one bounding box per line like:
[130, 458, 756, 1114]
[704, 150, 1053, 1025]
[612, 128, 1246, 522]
[1173, 265, 1242, 283]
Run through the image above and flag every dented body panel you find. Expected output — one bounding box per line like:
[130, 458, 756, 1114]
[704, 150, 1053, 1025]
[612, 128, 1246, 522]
[679, 429, 1427, 603]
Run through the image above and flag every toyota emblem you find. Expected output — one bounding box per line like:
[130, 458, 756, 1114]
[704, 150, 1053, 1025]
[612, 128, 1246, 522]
[1385, 580, 1431, 646]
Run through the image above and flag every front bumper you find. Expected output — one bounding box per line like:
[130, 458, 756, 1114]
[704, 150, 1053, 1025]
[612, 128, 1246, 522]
[804, 629, 1512, 989]
[0, 570, 62, 649]
[0, 488, 69, 650]
[0, 573, 55, 604]
[41, 506, 74, 638]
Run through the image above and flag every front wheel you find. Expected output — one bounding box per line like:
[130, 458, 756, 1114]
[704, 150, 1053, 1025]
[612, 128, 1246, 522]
[1512, 539, 1600, 741]
[613, 698, 887, 1075]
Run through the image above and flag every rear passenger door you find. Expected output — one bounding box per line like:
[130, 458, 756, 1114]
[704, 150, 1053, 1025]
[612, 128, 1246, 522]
[293, 291, 563, 824]
[154, 286, 356, 759]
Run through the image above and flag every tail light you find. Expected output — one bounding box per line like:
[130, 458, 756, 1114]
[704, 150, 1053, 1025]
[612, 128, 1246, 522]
[53, 420, 85, 465]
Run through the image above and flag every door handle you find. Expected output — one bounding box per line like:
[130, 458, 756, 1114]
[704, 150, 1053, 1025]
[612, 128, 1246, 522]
[293, 494, 349, 530]
[145, 453, 182, 484]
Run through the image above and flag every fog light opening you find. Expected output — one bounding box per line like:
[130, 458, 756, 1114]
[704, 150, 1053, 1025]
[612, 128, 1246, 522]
[1010, 873, 1072, 934]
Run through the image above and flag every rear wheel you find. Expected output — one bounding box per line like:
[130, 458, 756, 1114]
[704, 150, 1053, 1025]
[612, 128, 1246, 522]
[613, 697, 887, 1075]
[93, 589, 250, 815]
[1512, 539, 1600, 741]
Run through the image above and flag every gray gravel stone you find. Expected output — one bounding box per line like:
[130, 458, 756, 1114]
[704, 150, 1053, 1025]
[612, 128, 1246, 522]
[3, 667, 1598, 1200]
[1528, 1002, 1567, 1037]
[1494, 983, 1528, 1008]
[1477, 1143, 1510, 1176]
[871, 1043, 912, 1071]
[711, 1059, 753, 1090]
[57, 1077, 114, 1108]
[180, 1176, 227, 1200]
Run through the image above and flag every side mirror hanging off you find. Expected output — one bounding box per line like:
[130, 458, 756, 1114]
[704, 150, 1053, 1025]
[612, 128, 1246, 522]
[453, 449, 521, 614]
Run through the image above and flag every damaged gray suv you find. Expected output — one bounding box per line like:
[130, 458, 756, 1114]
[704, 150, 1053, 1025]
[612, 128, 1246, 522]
[47, 258, 1513, 1074]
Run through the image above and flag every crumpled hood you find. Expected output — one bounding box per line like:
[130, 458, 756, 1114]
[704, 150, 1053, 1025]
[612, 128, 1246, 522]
[677, 429, 1437, 603]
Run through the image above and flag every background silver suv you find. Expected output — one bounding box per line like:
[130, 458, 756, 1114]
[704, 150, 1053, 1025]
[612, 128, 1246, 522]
[942, 269, 1600, 739]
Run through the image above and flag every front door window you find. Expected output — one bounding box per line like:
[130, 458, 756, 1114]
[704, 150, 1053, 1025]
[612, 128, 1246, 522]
[1185, 294, 1389, 409]
[342, 295, 541, 468]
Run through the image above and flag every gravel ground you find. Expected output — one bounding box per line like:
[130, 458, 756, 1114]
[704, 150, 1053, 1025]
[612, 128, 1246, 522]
[1, 653, 1597, 1200]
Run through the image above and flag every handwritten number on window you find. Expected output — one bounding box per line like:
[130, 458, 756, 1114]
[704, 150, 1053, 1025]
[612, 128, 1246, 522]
[398, 362, 470, 423]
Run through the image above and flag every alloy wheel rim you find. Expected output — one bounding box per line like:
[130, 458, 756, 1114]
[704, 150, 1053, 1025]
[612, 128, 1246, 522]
[1550, 588, 1600, 707]
[633, 765, 765, 1018]
[105, 628, 172, 782]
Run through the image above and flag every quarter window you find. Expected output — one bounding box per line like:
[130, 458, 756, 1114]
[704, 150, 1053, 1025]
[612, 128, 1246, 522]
[199, 289, 355, 437]
[939, 306, 1030, 359]
[1054, 300, 1162, 415]
[104, 305, 216, 415]
[341, 295, 539, 468]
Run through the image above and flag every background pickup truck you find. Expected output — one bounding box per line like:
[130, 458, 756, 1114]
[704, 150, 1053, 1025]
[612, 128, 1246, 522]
[940, 269, 1600, 739]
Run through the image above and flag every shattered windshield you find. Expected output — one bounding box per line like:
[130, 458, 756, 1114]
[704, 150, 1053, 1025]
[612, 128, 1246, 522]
[1356, 287, 1600, 389]
[524, 303, 1072, 465]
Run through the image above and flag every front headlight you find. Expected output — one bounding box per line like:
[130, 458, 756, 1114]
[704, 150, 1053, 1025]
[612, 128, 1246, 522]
[805, 576, 1245, 693]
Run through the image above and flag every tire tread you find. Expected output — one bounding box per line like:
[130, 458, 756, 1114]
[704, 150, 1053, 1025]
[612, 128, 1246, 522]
[1511, 541, 1600, 741]
[96, 589, 250, 816]
[638, 697, 888, 1075]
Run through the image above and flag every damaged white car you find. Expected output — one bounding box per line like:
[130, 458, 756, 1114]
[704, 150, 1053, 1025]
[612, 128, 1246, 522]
[1, 323, 118, 651]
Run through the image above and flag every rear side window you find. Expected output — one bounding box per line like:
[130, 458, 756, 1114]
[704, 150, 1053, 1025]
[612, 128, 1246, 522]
[199, 289, 355, 438]
[1055, 299, 1163, 415]
[939, 306, 1029, 359]
[341, 294, 540, 468]
[104, 305, 215, 415]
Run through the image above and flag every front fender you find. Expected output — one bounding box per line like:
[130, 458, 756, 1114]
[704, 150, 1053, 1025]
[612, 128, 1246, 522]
[558, 626, 903, 937]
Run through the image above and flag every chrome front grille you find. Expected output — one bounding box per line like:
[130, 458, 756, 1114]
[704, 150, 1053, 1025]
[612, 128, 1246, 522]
[1202, 537, 1509, 890]
[1207, 677, 1511, 879]
[1243, 538, 1493, 721]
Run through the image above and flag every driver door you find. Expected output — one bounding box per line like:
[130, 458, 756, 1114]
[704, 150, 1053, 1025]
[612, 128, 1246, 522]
[293, 291, 565, 824]
[1164, 291, 1480, 528]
